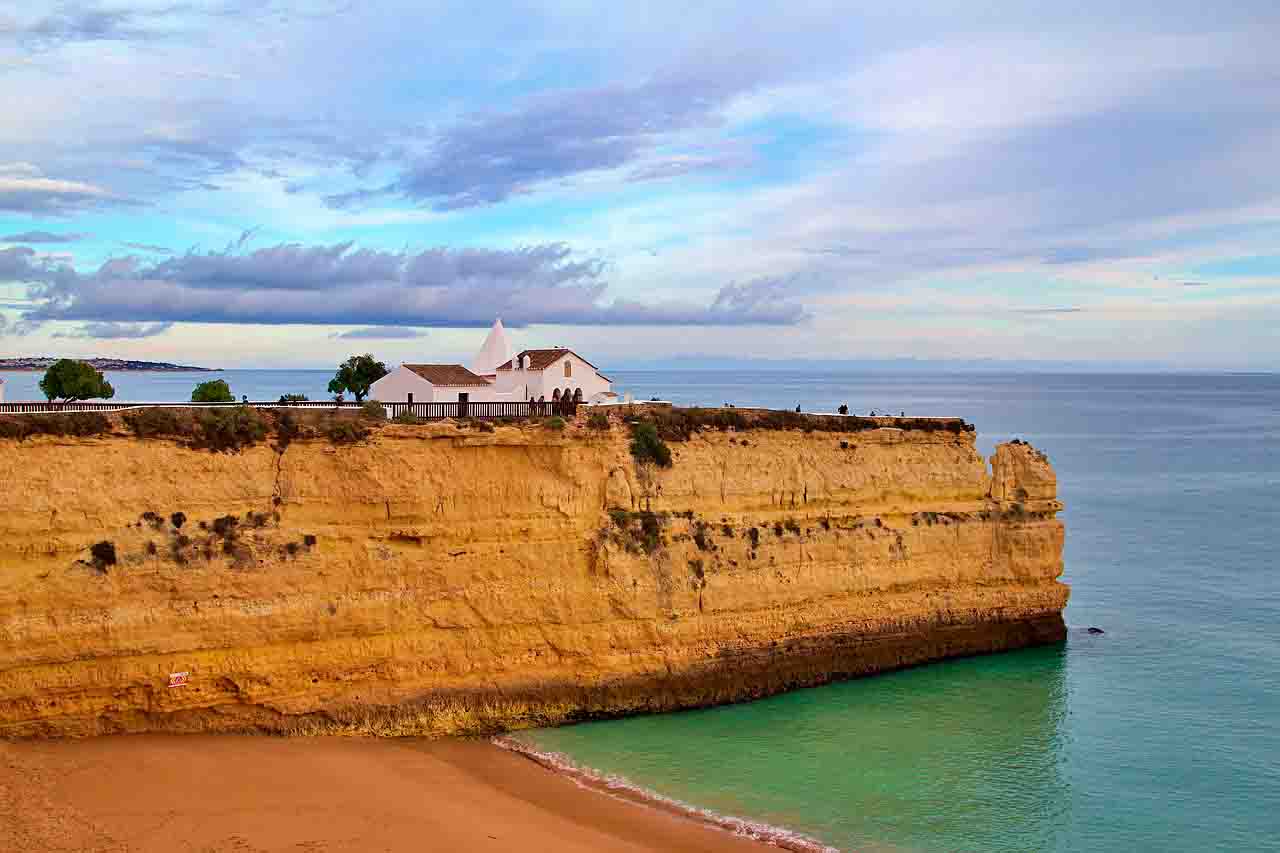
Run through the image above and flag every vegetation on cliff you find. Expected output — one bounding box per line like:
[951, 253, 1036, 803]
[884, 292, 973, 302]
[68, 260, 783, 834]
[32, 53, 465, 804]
[632, 406, 973, 441]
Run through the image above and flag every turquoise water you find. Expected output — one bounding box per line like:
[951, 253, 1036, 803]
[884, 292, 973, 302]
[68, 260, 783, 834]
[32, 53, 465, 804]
[514, 372, 1280, 852]
[4, 368, 1277, 849]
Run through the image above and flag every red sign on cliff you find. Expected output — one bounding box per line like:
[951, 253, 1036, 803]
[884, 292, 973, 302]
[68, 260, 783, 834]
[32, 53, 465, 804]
[168, 671, 189, 688]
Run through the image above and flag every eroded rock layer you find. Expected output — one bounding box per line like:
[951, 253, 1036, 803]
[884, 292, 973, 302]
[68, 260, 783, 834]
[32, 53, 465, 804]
[0, 418, 1067, 737]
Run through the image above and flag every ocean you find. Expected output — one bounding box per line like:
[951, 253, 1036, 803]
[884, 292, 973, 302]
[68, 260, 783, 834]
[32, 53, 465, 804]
[3, 368, 1277, 851]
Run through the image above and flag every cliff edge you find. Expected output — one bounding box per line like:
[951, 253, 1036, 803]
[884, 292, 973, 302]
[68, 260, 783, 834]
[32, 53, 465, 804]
[0, 411, 1067, 737]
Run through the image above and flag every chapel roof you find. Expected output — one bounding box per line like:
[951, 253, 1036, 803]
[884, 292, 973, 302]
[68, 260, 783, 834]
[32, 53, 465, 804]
[403, 363, 492, 386]
[495, 348, 603, 373]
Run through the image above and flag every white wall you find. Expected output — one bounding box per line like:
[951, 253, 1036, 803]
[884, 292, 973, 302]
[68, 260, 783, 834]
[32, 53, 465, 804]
[372, 354, 610, 406]
[488, 352, 609, 402]
[426, 385, 488, 403]
[369, 366, 437, 402]
[0, 378, 5, 403]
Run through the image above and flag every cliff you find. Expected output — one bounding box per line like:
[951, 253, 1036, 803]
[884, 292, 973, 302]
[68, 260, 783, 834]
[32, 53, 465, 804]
[0, 413, 1067, 737]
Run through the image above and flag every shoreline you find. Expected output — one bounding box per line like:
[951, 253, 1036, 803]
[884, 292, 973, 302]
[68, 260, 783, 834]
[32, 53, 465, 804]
[0, 734, 798, 852]
[494, 735, 838, 853]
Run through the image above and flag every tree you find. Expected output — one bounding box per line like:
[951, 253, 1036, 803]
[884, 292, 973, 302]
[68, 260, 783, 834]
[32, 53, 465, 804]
[278, 393, 309, 404]
[39, 359, 115, 403]
[327, 354, 388, 403]
[191, 379, 234, 403]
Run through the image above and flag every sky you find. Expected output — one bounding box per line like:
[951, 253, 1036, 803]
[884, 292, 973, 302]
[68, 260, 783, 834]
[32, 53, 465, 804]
[0, 1, 1277, 369]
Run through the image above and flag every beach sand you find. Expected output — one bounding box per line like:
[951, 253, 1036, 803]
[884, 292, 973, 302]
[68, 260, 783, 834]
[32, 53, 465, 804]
[0, 735, 779, 852]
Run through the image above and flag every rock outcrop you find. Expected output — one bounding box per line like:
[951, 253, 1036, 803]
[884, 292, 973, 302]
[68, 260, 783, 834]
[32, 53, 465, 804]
[0, 415, 1067, 737]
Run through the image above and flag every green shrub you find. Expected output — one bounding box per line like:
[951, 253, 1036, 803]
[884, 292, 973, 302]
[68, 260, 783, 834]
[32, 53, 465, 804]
[629, 421, 671, 468]
[457, 418, 495, 433]
[632, 406, 973, 440]
[326, 419, 369, 444]
[89, 541, 117, 572]
[195, 406, 267, 452]
[278, 393, 309, 404]
[123, 407, 186, 438]
[191, 379, 234, 403]
[274, 410, 304, 447]
[360, 400, 387, 420]
[587, 411, 610, 431]
[544, 416, 566, 431]
[692, 521, 713, 552]
[392, 411, 420, 425]
[0, 412, 112, 440]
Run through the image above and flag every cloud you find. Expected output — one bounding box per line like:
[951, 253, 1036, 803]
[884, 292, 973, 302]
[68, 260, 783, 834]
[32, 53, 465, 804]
[1012, 307, 1084, 315]
[331, 326, 428, 339]
[333, 68, 757, 211]
[120, 242, 174, 254]
[53, 321, 175, 339]
[0, 163, 114, 215]
[2, 230, 89, 244]
[8, 6, 143, 48]
[13, 240, 807, 328]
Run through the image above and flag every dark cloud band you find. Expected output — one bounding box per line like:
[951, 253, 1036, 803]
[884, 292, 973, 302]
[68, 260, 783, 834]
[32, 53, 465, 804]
[5, 242, 807, 329]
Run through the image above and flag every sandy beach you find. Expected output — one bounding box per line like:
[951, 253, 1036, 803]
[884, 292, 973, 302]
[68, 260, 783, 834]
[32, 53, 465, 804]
[0, 734, 780, 852]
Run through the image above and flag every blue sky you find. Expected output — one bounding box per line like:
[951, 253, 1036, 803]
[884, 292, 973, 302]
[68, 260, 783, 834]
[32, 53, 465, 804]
[0, 1, 1277, 368]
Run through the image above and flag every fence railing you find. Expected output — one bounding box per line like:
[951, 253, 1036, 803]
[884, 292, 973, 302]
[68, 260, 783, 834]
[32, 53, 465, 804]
[380, 400, 574, 420]
[0, 399, 578, 420]
[0, 400, 364, 414]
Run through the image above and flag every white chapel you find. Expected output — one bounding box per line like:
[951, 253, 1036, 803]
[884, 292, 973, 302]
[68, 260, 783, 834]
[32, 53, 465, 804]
[368, 319, 614, 405]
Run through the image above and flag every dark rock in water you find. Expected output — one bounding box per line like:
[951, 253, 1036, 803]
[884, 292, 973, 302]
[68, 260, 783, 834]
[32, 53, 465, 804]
[1087, 627, 1105, 635]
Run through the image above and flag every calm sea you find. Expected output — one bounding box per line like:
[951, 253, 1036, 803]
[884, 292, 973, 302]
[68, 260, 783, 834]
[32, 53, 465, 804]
[3, 368, 1277, 850]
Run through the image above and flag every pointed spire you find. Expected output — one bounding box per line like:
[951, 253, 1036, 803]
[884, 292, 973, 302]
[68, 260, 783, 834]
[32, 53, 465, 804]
[471, 317, 513, 374]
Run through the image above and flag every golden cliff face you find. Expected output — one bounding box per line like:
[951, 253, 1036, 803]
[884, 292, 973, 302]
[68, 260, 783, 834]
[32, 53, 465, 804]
[0, 415, 1068, 737]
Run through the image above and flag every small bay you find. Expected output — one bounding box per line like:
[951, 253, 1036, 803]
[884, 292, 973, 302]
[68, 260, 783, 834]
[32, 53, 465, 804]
[3, 367, 1276, 850]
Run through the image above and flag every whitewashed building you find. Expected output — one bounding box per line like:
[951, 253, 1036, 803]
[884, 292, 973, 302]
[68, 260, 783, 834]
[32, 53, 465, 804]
[491, 348, 612, 404]
[368, 319, 614, 405]
[367, 363, 492, 404]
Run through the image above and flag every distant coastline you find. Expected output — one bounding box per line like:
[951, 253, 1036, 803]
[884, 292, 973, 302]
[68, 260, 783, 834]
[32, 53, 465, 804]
[0, 357, 216, 372]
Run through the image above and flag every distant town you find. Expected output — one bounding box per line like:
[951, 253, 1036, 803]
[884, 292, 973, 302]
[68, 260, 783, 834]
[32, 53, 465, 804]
[0, 357, 214, 372]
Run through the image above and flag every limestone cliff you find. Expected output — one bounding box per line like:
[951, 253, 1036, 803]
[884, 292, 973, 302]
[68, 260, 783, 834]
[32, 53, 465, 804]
[0, 414, 1067, 737]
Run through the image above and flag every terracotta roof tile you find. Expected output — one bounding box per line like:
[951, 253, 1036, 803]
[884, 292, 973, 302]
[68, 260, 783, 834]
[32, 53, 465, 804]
[402, 364, 491, 386]
[496, 348, 605, 373]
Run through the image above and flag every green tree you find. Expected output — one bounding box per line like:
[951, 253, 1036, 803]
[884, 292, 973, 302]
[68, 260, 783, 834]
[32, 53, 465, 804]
[277, 393, 309, 404]
[38, 359, 115, 403]
[191, 379, 234, 403]
[327, 354, 388, 403]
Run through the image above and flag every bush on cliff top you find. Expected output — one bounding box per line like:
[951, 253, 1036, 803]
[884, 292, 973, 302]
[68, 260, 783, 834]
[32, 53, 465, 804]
[0, 412, 112, 441]
[629, 421, 672, 468]
[123, 407, 189, 439]
[633, 406, 973, 442]
[194, 406, 267, 452]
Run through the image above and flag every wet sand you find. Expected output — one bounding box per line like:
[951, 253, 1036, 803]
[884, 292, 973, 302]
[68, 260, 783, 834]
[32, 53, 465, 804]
[0, 735, 778, 852]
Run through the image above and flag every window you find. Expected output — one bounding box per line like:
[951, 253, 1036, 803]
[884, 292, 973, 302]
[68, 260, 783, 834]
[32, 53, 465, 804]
[564, 359, 572, 378]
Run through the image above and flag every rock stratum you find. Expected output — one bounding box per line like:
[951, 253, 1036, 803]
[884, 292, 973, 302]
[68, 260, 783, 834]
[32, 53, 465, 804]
[0, 415, 1067, 738]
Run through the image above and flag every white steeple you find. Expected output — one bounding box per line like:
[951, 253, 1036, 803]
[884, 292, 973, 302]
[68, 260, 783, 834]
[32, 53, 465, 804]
[471, 317, 513, 375]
